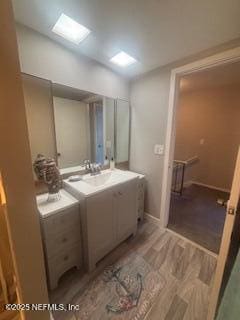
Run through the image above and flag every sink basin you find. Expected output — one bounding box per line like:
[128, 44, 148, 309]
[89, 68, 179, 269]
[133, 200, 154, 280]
[63, 169, 141, 198]
[83, 172, 113, 187]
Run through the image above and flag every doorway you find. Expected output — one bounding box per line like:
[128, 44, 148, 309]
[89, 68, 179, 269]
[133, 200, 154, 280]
[167, 61, 240, 253]
[160, 47, 240, 231]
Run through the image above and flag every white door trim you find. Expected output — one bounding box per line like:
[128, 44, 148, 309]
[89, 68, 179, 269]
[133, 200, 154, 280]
[160, 47, 240, 228]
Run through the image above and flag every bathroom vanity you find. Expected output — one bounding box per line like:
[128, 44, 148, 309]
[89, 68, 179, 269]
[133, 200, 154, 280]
[37, 169, 145, 289]
[64, 169, 140, 271]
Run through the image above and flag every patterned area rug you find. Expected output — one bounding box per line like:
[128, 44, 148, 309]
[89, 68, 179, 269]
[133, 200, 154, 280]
[73, 253, 164, 320]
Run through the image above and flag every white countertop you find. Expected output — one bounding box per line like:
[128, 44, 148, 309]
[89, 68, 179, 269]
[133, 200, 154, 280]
[119, 170, 145, 179]
[63, 169, 144, 198]
[37, 189, 78, 218]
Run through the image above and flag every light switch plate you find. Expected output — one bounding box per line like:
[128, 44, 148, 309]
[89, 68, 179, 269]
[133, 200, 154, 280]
[154, 144, 164, 155]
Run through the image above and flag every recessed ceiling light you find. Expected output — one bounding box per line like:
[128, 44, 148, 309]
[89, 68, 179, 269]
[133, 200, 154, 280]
[52, 13, 91, 44]
[110, 51, 137, 67]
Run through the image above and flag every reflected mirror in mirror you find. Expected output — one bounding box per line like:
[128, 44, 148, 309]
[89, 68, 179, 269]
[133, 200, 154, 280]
[115, 99, 130, 170]
[52, 84, 115, 171]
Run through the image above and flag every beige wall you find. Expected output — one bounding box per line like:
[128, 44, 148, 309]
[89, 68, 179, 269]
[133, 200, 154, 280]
[22, 74, 56, 164]
[53, 97, 90, 168]
[130, 41, 240, 219]
[130, 69, 170, 217]
[16, 24, 129, 100]
[0, 1, 49, 319]
[175, 85, 240, 191]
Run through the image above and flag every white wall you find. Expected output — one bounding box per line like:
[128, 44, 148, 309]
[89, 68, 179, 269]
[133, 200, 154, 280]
[130, 69, 171, 218]
[16, 24, 129, 100]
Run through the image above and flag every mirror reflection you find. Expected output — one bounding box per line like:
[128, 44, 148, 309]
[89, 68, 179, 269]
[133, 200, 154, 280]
[52, 84, 115, 170]
[115, 99, 130, 170]
[22, 74, 131, 177]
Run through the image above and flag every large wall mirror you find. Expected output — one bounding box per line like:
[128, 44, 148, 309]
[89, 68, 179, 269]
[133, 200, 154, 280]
[52, 83, 115, 170]
[22, 74, 130, 178]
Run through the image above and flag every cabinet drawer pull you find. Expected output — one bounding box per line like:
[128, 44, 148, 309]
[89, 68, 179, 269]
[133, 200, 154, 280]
[62, 237, 67, 243]
[118, 191, 123, 196]
[63, 255, 69, 261]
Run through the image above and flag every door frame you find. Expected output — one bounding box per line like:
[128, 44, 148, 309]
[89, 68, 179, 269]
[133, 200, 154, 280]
[160, 46, 240, 228]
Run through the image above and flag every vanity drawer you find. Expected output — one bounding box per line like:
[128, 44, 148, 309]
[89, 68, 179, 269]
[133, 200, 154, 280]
[47, 245, 81, 278]
[44, 227, 81, 259]
[42, 205, 80, 237]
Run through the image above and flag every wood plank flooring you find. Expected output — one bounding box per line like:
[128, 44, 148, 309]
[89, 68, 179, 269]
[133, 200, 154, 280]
[50, 220, 217, 320]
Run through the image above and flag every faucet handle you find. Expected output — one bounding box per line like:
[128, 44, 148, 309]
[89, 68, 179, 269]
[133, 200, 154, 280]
[83, 159, 91, 169]
[92, 163, 101, 173]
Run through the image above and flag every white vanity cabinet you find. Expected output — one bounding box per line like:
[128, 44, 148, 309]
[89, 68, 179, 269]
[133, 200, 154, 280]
[80, 178, 138, 271]
[37, 190, 83, 290]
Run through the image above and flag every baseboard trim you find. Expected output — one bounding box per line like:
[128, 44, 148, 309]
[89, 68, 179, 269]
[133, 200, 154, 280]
[191, 181, 230, 193]
[173, 180, 192, 191]
[144, 212, 161, 225]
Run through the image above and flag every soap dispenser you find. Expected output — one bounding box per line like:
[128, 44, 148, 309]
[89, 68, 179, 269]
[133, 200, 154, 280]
[104, 156, 109, 167]
[110, 157, 115, 170]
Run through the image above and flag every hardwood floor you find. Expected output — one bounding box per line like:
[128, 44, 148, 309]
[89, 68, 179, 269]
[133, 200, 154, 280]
[168, 184, 228, 253]
[50, 220, 217, 320]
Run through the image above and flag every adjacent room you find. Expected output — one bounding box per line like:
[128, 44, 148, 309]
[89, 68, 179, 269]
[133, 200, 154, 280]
[168, 61, 240, 253]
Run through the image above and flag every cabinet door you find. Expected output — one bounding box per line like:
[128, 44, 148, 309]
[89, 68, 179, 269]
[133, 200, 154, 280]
[86, 189, 115, 262]
[116, 179, 137, 242]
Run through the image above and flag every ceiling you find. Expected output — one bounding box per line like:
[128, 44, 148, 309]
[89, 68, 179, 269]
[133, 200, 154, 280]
[180, 60, 240, 93]
[12, 0, 240, 78]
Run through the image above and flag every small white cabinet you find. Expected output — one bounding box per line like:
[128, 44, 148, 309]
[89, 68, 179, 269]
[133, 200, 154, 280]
[37, 190, 83, 290]
[80, 178, 138, 271]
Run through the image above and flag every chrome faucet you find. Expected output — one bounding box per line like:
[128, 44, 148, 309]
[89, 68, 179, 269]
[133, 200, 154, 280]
[83, 160, 101, 175]
[90, 163, 102, 176]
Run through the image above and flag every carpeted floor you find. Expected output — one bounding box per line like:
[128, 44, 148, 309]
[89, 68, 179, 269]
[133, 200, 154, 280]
[168, 184, 229, 253]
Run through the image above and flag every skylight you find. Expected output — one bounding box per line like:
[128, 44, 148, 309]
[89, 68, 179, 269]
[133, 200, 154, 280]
[110, 51, 137, 67]
[52, 13, 91, 44]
